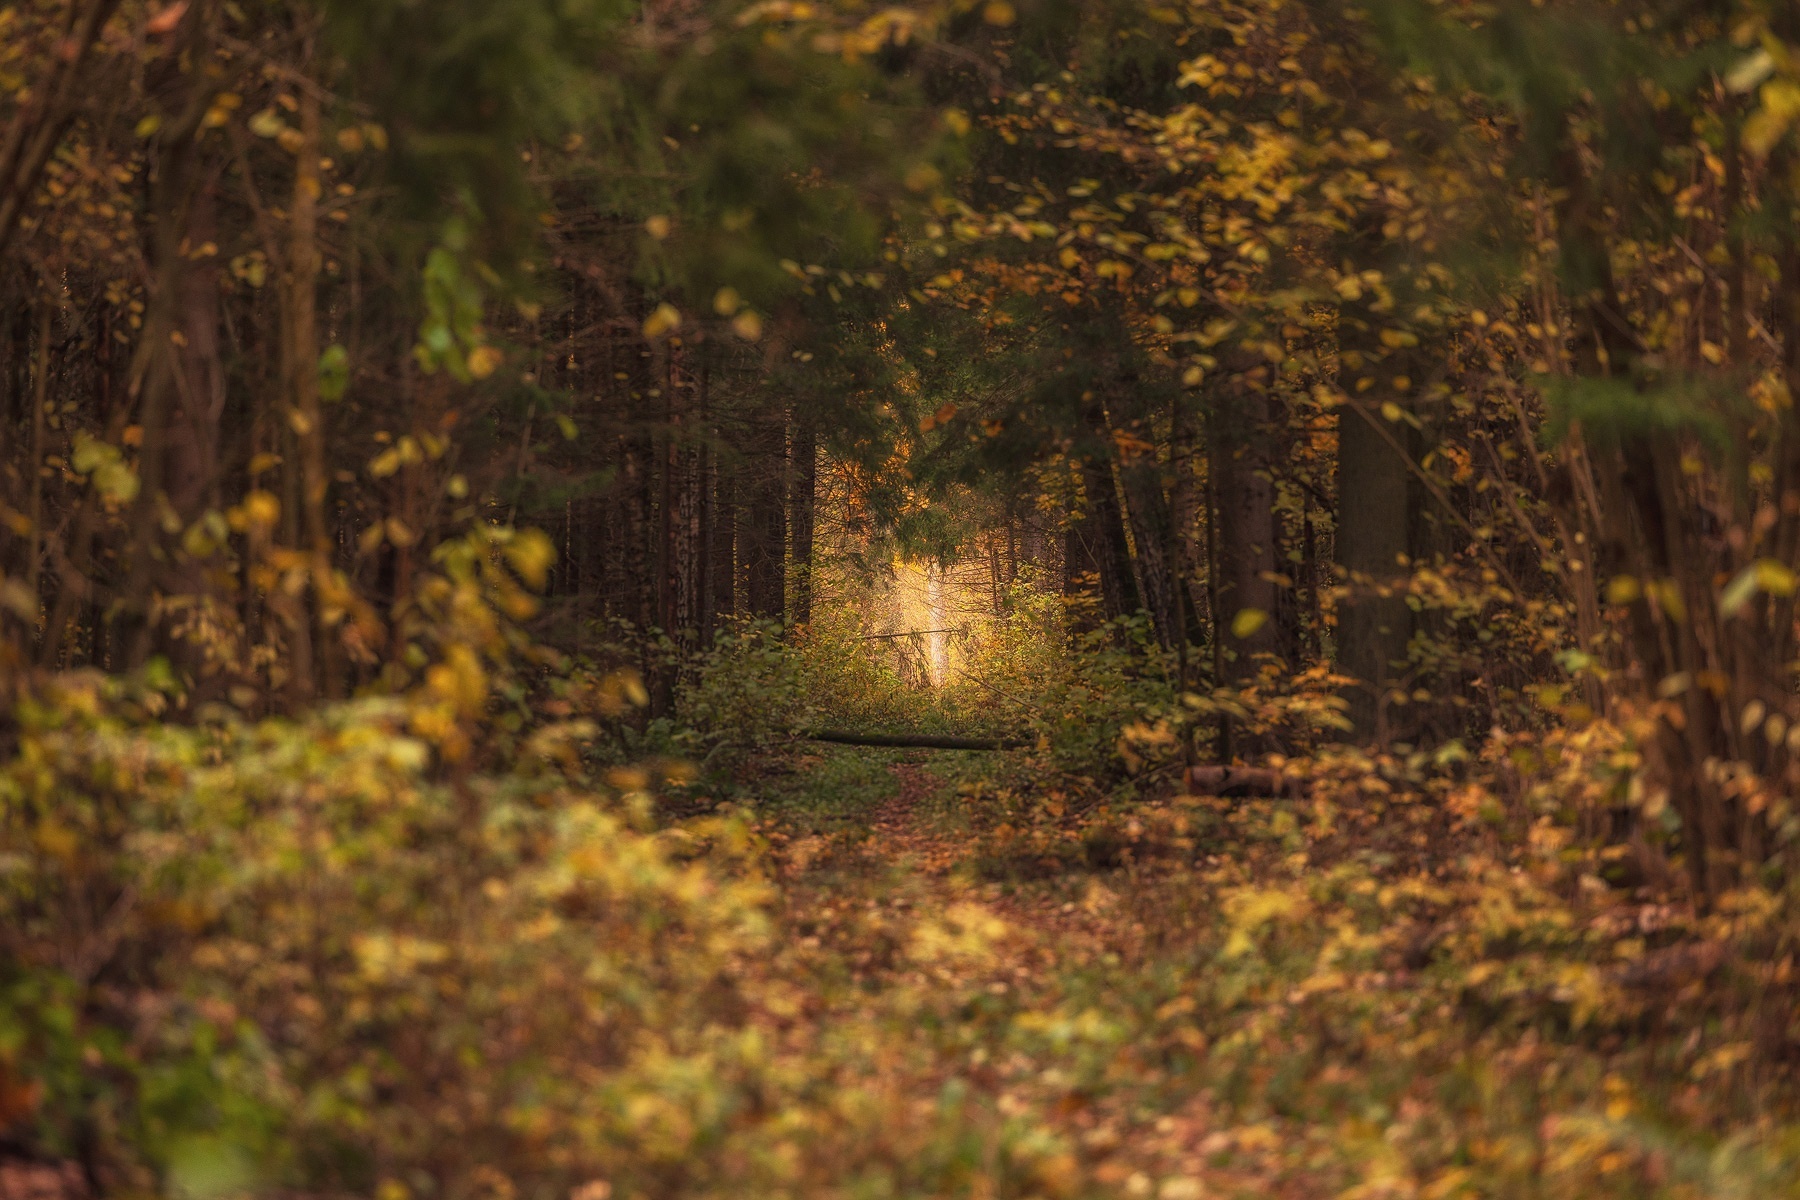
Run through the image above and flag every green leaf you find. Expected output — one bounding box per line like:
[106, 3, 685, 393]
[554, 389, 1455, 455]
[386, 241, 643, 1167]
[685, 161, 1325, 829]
[318, 345, 351, 403]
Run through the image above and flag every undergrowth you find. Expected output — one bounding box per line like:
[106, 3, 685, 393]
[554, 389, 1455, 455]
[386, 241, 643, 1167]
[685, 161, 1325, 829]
[6, 589, 1800, 1199]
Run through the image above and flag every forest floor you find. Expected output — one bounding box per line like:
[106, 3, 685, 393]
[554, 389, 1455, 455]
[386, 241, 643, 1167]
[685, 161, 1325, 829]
[734, 743, 1796, 1200]
[747, 744, 1353, 1198]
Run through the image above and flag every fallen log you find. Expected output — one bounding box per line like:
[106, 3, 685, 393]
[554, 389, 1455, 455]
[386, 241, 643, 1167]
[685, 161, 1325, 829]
[1186, 765, 1300, 797]
[799, 730, 1028, 751]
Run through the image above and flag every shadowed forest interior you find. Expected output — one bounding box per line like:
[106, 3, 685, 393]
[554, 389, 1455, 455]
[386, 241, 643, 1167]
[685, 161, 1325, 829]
[8, 1, 1800, 1197]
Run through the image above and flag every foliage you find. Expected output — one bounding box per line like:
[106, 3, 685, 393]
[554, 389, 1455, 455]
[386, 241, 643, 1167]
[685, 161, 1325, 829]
[9, 0, 1800, 1196]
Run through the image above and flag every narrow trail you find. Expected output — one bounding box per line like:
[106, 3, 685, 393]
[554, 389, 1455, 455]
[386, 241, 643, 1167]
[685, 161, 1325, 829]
[866, 759, 963, 876]
[785, 747, 1285, 1198]
[860, 752, 1140, 976]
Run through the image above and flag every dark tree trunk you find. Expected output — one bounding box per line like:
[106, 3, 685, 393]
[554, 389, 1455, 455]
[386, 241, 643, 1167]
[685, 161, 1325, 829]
[788, 411, 816, 626]
[1071, 393, 1142, 633]
[709, 463, 736, 632]
[1062, 487, 1104, 639]
[1210, 370, 1281, 683]
[1118, 451, 1185, 652]
[742, 406, 787, 622]
[1334, 396, 1414, 741]
[1065, 456, 1142, 637]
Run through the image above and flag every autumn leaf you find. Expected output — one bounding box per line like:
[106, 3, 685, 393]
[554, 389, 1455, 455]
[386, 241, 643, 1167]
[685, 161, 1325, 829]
[147, 1, 189, 35]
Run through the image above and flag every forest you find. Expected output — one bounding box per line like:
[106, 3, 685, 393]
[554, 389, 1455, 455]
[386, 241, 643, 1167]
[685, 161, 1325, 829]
[4, 0, 1800, 1196]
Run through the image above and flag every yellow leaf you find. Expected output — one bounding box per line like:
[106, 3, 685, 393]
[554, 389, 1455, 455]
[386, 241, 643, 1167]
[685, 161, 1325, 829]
[1379, 328, 1418, 349]
[242, 490, 280, 530]
[466, 345, 504, 380]
[505, 528, 557, 589]
[904, 162, 943, 193]
[1722, 558, 1799, 617]
[1606, 575, 1641, 606]
[731, 310, 764, 341]
[713, 287, 741, 316]
[643, 303, 682, 340]
[1755, 558, 1798, 595]
[983, 0, 1015, 25]
[644, 214, 672, 240]
[1231, 607, 1268, 639]
[1647, 577, 1687, 622]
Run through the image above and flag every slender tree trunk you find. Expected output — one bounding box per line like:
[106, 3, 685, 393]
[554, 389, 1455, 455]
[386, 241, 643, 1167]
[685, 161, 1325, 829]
[698, 370, 717, 645]
[1117, 447, 1179, 651]
[1169, 388, 1206, 648]
[742, 406, 786, 622]
[927, 561, 948, 686]
[650, 346, 680, 716]
[1062, 483, 1103, 639]
[1064, 459, 1141, 640]
[1074, 393, 1143, 630]
[988, 532, 1004, 617]
[286, 84, 331, 699]
[788, 411, 816, 626]
[1203, 407, 1230, 761]
[710, 463, 736, 631]
[26, 305, 46, 606]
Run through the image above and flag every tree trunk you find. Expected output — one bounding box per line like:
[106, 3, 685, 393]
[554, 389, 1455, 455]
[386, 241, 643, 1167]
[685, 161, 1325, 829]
[1210, 370, 1280, 682]
[1062, 484, 1104, 639]
[788, 411, 816, 626]
[1118, 450, 1184, 652]
[1071, 392, 1143, 632]
[1334, 396, 1414, 741]
[742, 406, 786, 622]
[709, 461, 736, 632]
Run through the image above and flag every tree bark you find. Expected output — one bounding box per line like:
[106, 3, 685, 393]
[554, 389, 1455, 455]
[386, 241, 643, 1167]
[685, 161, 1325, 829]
[1119, 449, 1198, 653]
[788, 410, 816, 626]
[742, 406, 786, 622]
[709, 460, 736, 631]
[1334, 395, 1414, 741]
[1068, 392, 1142, 634]
[1210, 369, 1280, 681]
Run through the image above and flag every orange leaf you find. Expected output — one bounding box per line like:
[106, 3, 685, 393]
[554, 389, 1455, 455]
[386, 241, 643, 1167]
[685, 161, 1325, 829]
[147, 2, 190, 34]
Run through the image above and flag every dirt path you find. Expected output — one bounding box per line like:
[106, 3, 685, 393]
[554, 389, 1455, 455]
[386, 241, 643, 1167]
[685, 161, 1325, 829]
[863, 754, 1140, 970]
[866, 758, 963, 876]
